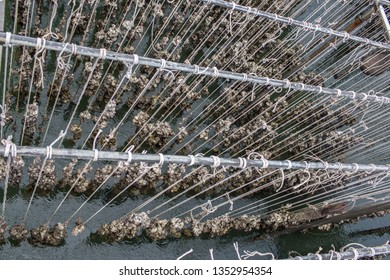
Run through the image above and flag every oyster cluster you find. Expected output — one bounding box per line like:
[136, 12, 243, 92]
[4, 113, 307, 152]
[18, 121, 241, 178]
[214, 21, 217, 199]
[97, 212, 150, 241]
[132, 111, 174, 150]
[0, 218, 6, 243]
[28, 157, 57, 191]
[22, 102, 39, 144]
[0, 158, 6, 180]
[30, 223, 67, 246]
[97, 213, 262, 242]
[9, 224, 28, 242]
[9, 156, 25, 186]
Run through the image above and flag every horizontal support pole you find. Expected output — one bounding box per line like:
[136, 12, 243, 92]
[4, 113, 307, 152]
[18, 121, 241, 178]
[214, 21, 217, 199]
[0, 32, 389, 104]
[379, 0, 390, 5]
[290, 243, 390, 260]
[376, 1, 390, 41]
[0, 145, 389, 173]
[198, 0, 390, 50]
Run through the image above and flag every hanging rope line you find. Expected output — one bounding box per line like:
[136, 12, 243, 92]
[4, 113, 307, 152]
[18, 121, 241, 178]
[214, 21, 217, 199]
[197, 0, 390, 50]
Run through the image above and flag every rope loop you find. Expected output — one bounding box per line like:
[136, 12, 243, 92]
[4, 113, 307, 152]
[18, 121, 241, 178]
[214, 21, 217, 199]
[99, 48, 107, 59]
[238, 157, 247, 169]
[323, 161, 329, 170]
[349, 247, 359, 260]
[36, 38, 43, 51]
[369, 164, 377, 174]
[284, 79, 291, 89]
[93, 149, 99, 161]
[125, 145, 135, 164]
[46, 146, 53, 160]
[158, 153, 164, 166]
[188, 155, 196, 166]
[369, 247, 376, 257]
[133, 54, 139, 65]
[71, 43, 77, 55]
[230, 2, 236, 13]
[194, 65, 200, 74]
[92, 129, 103, 161]
[45, 130, 66, 159]
[212, 67, 219, 78]
[5, 32, 11, 47]
[2, 135, 17, 158]
[160, 59, 166, 69]
[211, 155, 221, 168]
[352, 163, 359, 173]
[261, 156, 269, 169]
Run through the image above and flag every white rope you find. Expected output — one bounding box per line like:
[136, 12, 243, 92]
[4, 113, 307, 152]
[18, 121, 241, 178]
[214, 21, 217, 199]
[241, 250, 275, 260]
[209, 248, 214, 260]
[233, 242, 242, 260]
[2, 135, 17, 158]
[92, 129, 103, 162]
[188, 155, 196, 166]
[5, 32, 11, 47]
[158, 153, 164, 166]
[177, 248, 193, 260]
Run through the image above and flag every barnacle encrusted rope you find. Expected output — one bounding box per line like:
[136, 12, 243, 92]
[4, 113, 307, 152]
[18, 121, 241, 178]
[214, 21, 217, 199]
[0, 32, 388, 104]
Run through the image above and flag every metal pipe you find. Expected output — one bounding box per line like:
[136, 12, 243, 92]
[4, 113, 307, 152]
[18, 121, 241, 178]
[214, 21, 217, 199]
[0, 0, 5, 76]
[290, 243, 390, 260]
[283, 6, 376, 79]
[379, 0, 390, 6]
[376, 1, 390, 41]
[197, 0, 390, 50]
[0, 145, 389, 172]
[0, 32, 389, 104]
